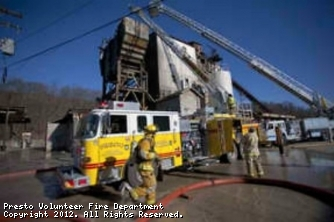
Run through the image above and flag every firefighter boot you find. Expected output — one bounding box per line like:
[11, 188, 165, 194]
[141, 170, 157, 205]
[246, 158, 256, 178]
[146, 189, 156, 205]
[256, 164, 264, 178]
[129, 188, 142, 204]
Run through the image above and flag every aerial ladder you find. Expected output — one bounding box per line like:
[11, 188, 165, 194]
[145, 0, 334, 117]
[232, 80, 271, 113]
[131, 6, 272, 116]
[131, 6, 274, 164]
[131, 6, 229, 113]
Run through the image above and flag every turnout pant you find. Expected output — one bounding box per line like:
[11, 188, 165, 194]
[130, 170, 157, 205]
[278, 145, 284, 155]
[245, 153, 264, 177]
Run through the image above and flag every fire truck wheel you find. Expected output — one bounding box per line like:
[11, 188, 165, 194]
[156, 164, 164, 182]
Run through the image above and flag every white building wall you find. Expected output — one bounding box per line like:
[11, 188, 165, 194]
[156, 36, 201, 95]
[156, 90, 201, 117]
[155, 97, 180, 112]
[180, 90, 201, 117]
[214, 66, 233, 97]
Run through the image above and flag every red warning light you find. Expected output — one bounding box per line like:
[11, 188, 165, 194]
[99, 101, 108, 108]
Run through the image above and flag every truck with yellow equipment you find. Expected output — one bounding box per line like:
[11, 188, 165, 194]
[131, 7, 258, 163]
[56, 101, 251, 191]
[56, 101, 183, 191]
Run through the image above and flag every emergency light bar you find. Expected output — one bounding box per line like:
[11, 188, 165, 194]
[99, 101, 141, 110]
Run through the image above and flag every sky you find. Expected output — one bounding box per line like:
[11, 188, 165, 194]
[1, 0, 334, 108]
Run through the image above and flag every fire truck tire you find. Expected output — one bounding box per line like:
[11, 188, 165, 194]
[219, 153, 231, 164]
[156, 164, 164, 182]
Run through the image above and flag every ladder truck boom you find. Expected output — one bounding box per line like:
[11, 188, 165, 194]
[232, 80, 271, 113]
[132, 6, 271, 114]
[148, 0, 334, 115]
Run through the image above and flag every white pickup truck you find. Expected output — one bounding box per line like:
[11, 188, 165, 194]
[263, 120, 301, 145]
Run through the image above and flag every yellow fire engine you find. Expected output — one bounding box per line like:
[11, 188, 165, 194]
[205, 114, 240, 162]
[205, 114, 265, 161]
[57, 101, 182, 190]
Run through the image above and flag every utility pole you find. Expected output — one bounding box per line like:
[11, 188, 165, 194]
[0, 5, 22, 83]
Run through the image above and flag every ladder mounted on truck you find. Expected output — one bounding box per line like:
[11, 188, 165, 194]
[131, 6, 229, 112]
[146, 0, 334, 117]
[131, 5, 271, 115]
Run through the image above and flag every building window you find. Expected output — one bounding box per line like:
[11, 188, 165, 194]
[137, 116, 147, 133]
[153, 116, 170, 132]
[109, 115, 127, 134]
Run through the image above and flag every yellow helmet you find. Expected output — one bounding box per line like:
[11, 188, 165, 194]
[144, 124, 158, 133]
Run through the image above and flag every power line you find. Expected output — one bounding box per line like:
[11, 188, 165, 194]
[16, 0, 95, 44]
[0, 6, 23, 18]
[7, 4, 152, 68]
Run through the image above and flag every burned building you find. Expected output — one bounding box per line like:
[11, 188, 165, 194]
[146, 33, 233, 116]
[146, 33, 207, 116]
[99, 17, 153, 110]
[99, 17, 234, 116]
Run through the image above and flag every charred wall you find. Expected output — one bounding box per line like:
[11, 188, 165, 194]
[146, 32, 160, 109]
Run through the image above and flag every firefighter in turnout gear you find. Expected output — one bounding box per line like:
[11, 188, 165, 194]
[275, 126, 285, 155]
[242, 127, 264, 178]
[129, 124, 159, 205]
[227, 94, 236, 115]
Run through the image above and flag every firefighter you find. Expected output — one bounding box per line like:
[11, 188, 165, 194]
[234, 125, 243, 160]
[227, 94, 236, 115]
[129, 124, 159, 205]
[275, 126, 285, 155]
[242, 127, 264, 178]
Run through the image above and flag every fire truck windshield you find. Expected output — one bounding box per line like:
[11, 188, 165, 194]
[76, 114, 100, 139]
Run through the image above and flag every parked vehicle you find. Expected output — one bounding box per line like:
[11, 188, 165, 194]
[300, 117, 330, 141]
[55, 101, 182, 191]
[262, 120, 301, 145]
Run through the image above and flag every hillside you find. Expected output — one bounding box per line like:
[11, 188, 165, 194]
[0, 78, 314, 141]
[0, 78, 99, 140]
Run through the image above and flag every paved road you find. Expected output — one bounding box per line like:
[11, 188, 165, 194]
[0, 143, 333, 221]
[151, 184, 334, 222]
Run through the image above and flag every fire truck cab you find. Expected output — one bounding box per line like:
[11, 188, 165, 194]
[57, 101, 182, 190]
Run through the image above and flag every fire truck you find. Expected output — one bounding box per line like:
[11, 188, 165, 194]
[57, 101, 182, 190]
